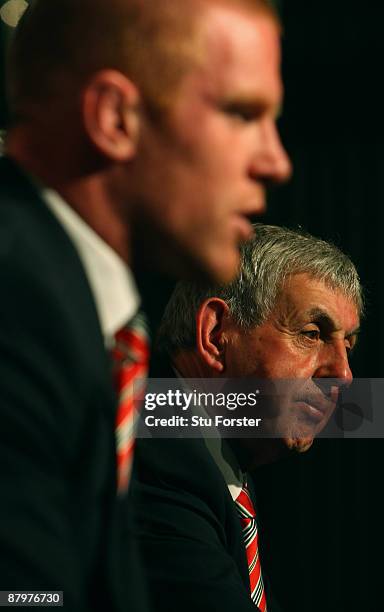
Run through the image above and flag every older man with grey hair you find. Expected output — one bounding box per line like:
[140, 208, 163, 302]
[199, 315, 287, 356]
[133, 224, 362, 612]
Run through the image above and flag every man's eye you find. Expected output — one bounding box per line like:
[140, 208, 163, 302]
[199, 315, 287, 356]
[222, 104, 261, 122]
[302, 329, 320, 341]
[345, 340, 356, 356]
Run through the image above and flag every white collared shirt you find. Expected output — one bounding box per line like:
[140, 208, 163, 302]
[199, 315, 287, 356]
[42, 188, 140, 348]
[204, 435, 245, 502]
[174, 369, 245, 501]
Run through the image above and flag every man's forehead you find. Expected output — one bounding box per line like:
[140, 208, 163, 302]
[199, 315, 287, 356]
[280, 275, 360, 332]
[198, 3, 281, 86]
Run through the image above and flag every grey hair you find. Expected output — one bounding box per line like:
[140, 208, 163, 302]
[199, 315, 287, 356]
[157, 224, 363, 355]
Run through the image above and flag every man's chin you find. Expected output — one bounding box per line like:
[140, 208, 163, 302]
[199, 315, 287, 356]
[201, 242, 241, 285]
[284, 437, 314, 454]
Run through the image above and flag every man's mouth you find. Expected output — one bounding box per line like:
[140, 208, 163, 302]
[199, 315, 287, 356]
[294, 399, 331, 424]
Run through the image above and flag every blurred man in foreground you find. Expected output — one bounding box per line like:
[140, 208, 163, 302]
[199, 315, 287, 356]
[134, 224, 362, 612]
[0, 1, 290, 610]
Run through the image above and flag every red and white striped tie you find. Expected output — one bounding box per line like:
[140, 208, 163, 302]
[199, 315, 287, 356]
[235, 485, 267, 611]
[112, 313, 149, 495]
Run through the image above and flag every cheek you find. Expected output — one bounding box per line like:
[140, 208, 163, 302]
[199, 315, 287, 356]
[176, 113, 250, 175]
[255, 344, 318, 380]
[275, 355, 317, 380]
[224, 339, 256, 377]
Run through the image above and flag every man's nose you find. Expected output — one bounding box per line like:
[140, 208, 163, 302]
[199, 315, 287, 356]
[249, 119, 292, 185]
[316, 342, 353, 388]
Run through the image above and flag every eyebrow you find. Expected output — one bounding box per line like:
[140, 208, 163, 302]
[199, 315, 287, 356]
[220, 96, 282, 119]
[306, 308, 360, 337]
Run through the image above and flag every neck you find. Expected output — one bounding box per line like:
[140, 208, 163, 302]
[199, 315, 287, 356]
[229, 437, 291, 472]
[7, 128, 132, 265]
[173, 350, 214, 379]
[59, 178, 132, 264]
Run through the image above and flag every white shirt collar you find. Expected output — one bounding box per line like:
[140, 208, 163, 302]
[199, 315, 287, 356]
[174, 369, 245, 501]
[204, 436, 245, 502]
[42, 188, 140, 347]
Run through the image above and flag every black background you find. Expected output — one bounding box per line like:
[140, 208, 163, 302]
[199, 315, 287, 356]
[258, 2, 384, 611]
[1, 1, 383, 610]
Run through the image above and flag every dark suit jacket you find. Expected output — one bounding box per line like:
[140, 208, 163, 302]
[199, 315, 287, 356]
[0, 158, 148, 612]
[133, 359, 282, 612]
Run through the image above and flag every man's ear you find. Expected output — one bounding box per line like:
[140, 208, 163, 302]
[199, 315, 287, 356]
[196, 298, 230, 373]
[82, 70, 141, 161]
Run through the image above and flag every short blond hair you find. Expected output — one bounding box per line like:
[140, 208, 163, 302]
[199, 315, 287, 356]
[7, 0, 279, 122]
